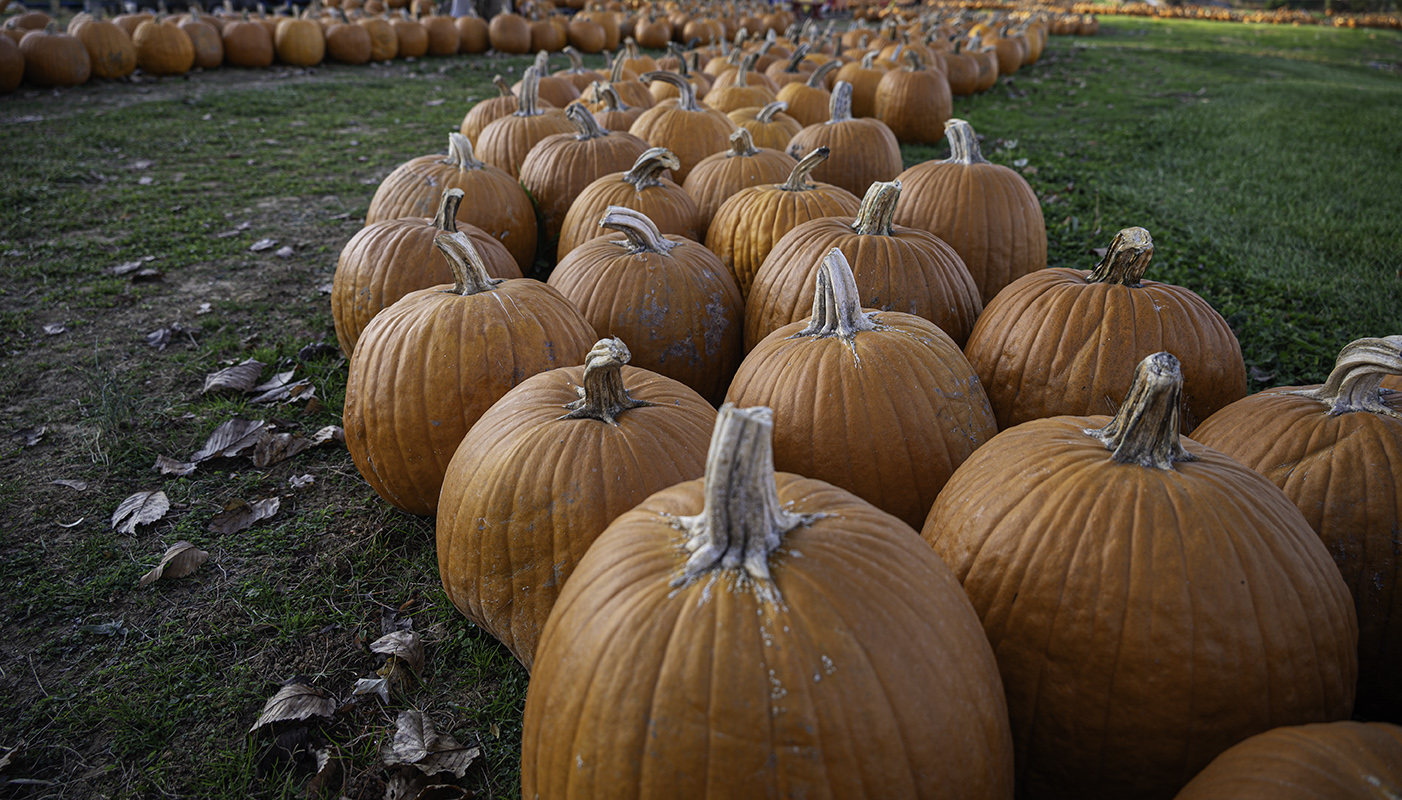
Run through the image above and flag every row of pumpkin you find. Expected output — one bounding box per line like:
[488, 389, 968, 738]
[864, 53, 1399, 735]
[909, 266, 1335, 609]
[1068, 0, 1402, 30]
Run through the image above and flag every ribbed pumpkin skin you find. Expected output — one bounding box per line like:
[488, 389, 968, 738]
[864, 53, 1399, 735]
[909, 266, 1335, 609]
[455, 15, 488, 53]
[343, 280, 596, 515]
[745, 216, 982, 350]
[19, 26, 89, 86]
[487, 12, 530, 54]
[518, 128, 651, 244]
[390, 16, 428, 58]
[179, 16, 223, 69]
[222, 17, 273, 68]
[274, 17, 323, 66]
[1174, 722, 1402, 800]
[787, 117, 902, 199]
[75, 18, 135, 79]
[436, 366, 716, 669]
[963, 268, 1248, 431]
[365, 152, 537, 272]
[331, 217, 521, 356]
[627, 101, 737, 184]
[1190, 386, 1402, 720]
[475, 108, 574, 180]
[924, 420, 1358, 800]
[133, 20, 193, 76]
[556, 174, 700, 259]
[729, 311, 995, 529]
[681, 144, 797, 239]
[523, 475, 1015, 800]
[874, 65, 952, 146]
[774, 82, 831, 128]
[893, 158, 1047, 305]
[421, 15, 457, 56]
[0, 35, 22, 91]
[359, 16, 397, 61]
[725, 105, 802, 151]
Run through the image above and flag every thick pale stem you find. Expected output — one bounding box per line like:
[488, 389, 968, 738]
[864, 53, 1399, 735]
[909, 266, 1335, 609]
[727, 127, 759, 158]
[1088, 227, 1154, 286]
[533, 50, 549, 74]
[1292, 336, 1402, 419]
[431, 187, 464, 232]
[566, 102, 609, 140]
[444, 133, 486, 171]
[736, 51, 759, 86]
[781, 146, 830, 191]
[516, 66, 545, 116]
[623, 147, 680, 190]
[828, 81, 854, 123]
[851, 180, 901, 237]
[597, 83, 628, 112]
[492, 75, 512, 98]
[943, 121, 988, 165]
[599, 205, 678, 256]
[796, 248, 879, 341]
[782, 43, 809, 73]
[904, 49, 923, 70]
[608, 50, 626, 83]
[806, 59, 839, 88]
[756, 100, 788, 123]
[561, 337, 650, 425]
[676, 405, 815, 585]
[1086, 352, 1196, 469]
[642, 71, 700, 112]
[861, 50, 877, 69]
[563, 46, 584, 72]
[434, 231, 503, 297]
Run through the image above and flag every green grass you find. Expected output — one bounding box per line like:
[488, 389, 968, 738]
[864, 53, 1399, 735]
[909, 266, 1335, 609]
[0, 19, 1400, 799]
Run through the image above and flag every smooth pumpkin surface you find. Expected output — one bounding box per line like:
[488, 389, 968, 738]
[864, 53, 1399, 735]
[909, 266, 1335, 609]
[1174, 721, 1402, 799]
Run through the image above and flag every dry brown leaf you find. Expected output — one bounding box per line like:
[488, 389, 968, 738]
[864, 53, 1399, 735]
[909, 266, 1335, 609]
[52, 479, 87, 491]
[112, 490, 170, 535]
[371, 631, 424, 679]
[154, 455, 198, 476]
[249, 683, 336, 733]
[208, 497, 280, 535]
[190, 419, 269, 462]
[353, 677, 390, 704]
[138, 541, 208, 588]
[289, 474, 315, 490]
[252, 431, 316, 468]
[43, 323, 66, 335]
[11, 426, 45, 446]
[202, 359, 266, 394]
[251, 374, 312, 405]
[381, 711, 479, 779]
[384, 769, 428, 800]
[304, 747, 343, 800]
[250, 238, 278, 252]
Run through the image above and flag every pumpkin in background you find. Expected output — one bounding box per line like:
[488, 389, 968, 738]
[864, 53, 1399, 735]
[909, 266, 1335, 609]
[522, 404, 1015, 799]
[420, 10, 458, 56]
[487, 10, 530, 54]
[629, 71, 737, 184]
[366, 133, 537, 272]
[764, 42, 814, 90]
[745, 180, 982, 350]
[874, 50, 952, 146]
[554, 45, 603, 90]
[548, 207, 744, 405]
[438, 337, 716, 670]
[112, 10, 153, 38]
[0, 33, 22, 91]
[943, 40, 981, 96]
[73, 9, 136, 79]
[645, 46, 710, 103]
[599, 50, 653, 110]
[1191, 336, 1402, 721]
[222, 12, 274, 67]
[18, 24, 90, 87]
[325, 9, 372, 64]
[725, 100, 801, 152]
[706, 146, 861, 299]
[566, 14, 605, 53]
[460, 75, 544, 147]
[730, 248, 995, 529]
[332, 187, 521, 356]
[832, 51, 886, 117]
[682, 128, 797, 240]
[1175, 722, 1402, 800]
[893, 118, 1046, 305]
[785, 81, 903, 199]
[477, 66, 574, 179]
[704, 51, 778, 114]
[179, 9, 223, 69]
[514, 51, 581, 108]
[581, 81, 643, 131]
[4, 10, 52, 43]
[358, 13, 398, 60]
[774, 59, 840, 127]
[274, 15, 324, 66]
[455, 9, 488, 53]
[389, 10, 428, 59]
[963, 226, 1247, 432]
[924, 352, 1357, 800]
[556, 147, 700, 260]
[344, 231, 596, 516]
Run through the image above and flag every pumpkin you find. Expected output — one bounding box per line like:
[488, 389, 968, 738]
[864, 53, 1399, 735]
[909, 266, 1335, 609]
[745, 179, 982, 351]
[548, 206, 745, 404]
[0, 33, 22, 91]
[725, 100, 802, 152]
[566, 15, 605, 53]
[682, 127, 797, 240]
[178, 9, 223, 69]
[764, 42, 813, 89]
[388, 10, 427, 58]
[774, 59, 840, 127]
[222, 12, 274, 68]
[644, 46, 710, 103]
[963, 226, 1248, 432]
[73, 9, 136, 79]
[968, 36, 1001, 93]
[601, 49, 654, 109]
[459, 75, 537, 147]
[633, 13, 670, 49]
[437, 337, 716, 669]
[923, 351, 1357, 800]
[332, 187, 521, 356]
[487, 10, 530, 54]
[454, 9, 487, 53]
[513, 51, 581, 109]
[1190, 336, 1402, 721]
[366, 133, 538, 272]
[581, 81, 642, 131]
[324, 9, 371, 64]
[785, 81, 903, 199]
[1175, 722, 1402, 800]
[522, 403, 1016, 800]
[274, 15, 324, 66]
[18, 24, 90, 87]
[729, 247, 995, 528]
[704, 51, 779, 114]
[873, 50, 951, 145]
[343, 231, 596, 516]
[628, 71, 737, 184]
[419, 10, 457, 56]
[112, 11, 154, 38]
[477, 66, 574, 179]
[358, 13, 397, 60]
[4, 10, 52, 43]
[943, 39, 981, 96]
[577, 9, 618, 51]
[832, 50, 886, 117]
[554, 45, 603, 90]
[705, 146, 861, 299]
[528, 14, 566, 54]
[986, 26, 1026, 76]
[557, 147, 701, 260]
[519, 101, 650, 249]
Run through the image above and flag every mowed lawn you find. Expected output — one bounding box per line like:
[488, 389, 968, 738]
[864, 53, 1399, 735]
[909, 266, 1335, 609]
[0, 15, 1399, 799]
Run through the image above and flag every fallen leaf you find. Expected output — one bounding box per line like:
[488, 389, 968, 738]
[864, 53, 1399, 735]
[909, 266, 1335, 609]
[130, 159, 153, 169]
[110, 260, 146, 275]
[289, 474, 315, 490]
[252, 430, 315, 468]
[137, 176, 154, 186]
[146, 328, 173, 349]
[52, 479, 87, 491]
[353, 677, 391, 704]
[424, 98, 445, 106]
[275, 246, 295, 259]
[202, 358, 266, 394]
[138, 541, 208, 588]
[488, 722, 499, 739]
[304, 747, 343, 800]
[250, 238, 279, 252]
[11, 426, 45, 446]
[43, 323, 66, 335]
[58, 517, 85, 528]
[250, 683, 336, 733]
[208, 497, 280, 535]
[381, 711, 479, 779]
[1249, 366, 1276, 383]
[384, 769, 428, 800]
[298, 341, 339, 361]
[197, 303, 212, 315]
[190, 419, 270, 462]
[154, 455, 198, 476]
[131, 268, 163, 282]
[78, 619, 126, 636]
[253, 378, 314, 405]
[111, 490, 170, 535]
[371, 631, 424, 679]
[214, 222, 252, 239]
[381, 607, 413, 636]
[316, 283, 334, 295]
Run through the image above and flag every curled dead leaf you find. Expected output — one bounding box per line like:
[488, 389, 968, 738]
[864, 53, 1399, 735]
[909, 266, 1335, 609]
[139, 541, 208, 588]
[11, 426, 45, 446]
[208, 497, 280, 535]
[381, 711, 479, 779]
[250, 238, 279, 252]
[252, 426, 342, 468]
[52, 479, 87, 491]
[289, 474, 315, 490]
[190, 419, 270, 462]
[250, 683, 336, 733]
[353, 677, 390, 704]
[111, 490, 170, 535]
[154, 455, 198, 476]
[43, 323, 66, 336]
[305, 747, 343, 800]
[202, 359, 266, 394]
[371, 631, 424, 679]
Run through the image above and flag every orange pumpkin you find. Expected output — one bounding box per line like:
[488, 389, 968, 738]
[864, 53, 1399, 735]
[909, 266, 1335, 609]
[785, 81, 902, 198]
[18, 23, 90, 86]
[556, 147, 700, 260]
[628, 71, 737, 184]
[725, 100, 802, 152]
[476, 66, 574, 179]
[681, 127, 797, 240]
[1175, 722, 1402, 800]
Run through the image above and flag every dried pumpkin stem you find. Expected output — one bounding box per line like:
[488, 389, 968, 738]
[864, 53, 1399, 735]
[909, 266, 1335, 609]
[563, 46, 585, 72]
[726, 127, 759, 158]
[517, 67, 544, 116]
[828, 81, 854, 124]
[1292, 336, 1402, 419]
[851, 180, 901, 237]
[561, 337, 650, 425]
[904, 49, 923, 70]
[676, 405, 815, 585]
[943, 118, 990, 165]
[434, 231, 503, 297]
[492, 74, 512, 97]
[756, 100, 788, 124]
[623, 147, 680, 190]
[796, 248, 879, 341]
[444, 133, 487, 172]
[533, 50, 550, 74]
[780, 146, 831, 191]
[608, 50, 626, 83]
[1087, 227, 1154, 286]
[1086, 352, 1196, 469]
[782, 44, 809, 73]
[642, 71, 700, 112]
[807, 59, 840, 88]
[597, 83, 627, 112]
[431, 187, 464, 232]
[565, 102, 609, 140]
[599, 206, 678, 256]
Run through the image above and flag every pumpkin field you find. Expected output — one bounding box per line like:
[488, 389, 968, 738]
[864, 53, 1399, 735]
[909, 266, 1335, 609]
[1, 7, 1400, 799]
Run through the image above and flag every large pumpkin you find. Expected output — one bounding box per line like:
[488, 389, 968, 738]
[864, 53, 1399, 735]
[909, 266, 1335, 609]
[725, 100, 801, 152]
[476, 66, 574, 180]
[522, 404, 1015, 799]
[628, 71, 737, 184]
[774, 59, 840, 127]
[556, 146, 700, 260]
[923, 352, 1358, 800]
[436, 337, 716, 669]
[0, 33, 22, 92]
[785, 81, 903, 199]
[874, 50, 952, 146]
[343, 232, 596, 516]
[681, 127, 797, 240]
[73, 9, 135, 79]
[1174, 721, 1402, 799]
[222, 12, 274, 68]
[1191, 336, 1402, 721]
[19, 23, 90, 86]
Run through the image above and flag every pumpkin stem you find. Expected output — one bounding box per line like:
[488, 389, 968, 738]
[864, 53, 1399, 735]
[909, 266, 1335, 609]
[861, 50, 878, 69]
[596, 83, 628, 112]
[780, 146, 830, 191]
[565, 102, 609, 140]
[726, 127, 760, 158]
[444, 133, 487, 172]
[434, 231, 503, 297]
[736, 51, 759, 85]
[622, 147, 680, 190]
[943, 118, 990, 165]
[642, 71, 699, 112]
[675, 404, 817, 586]
[755, 100, 788, 124]
[492, 74, 513, 97]
[1086, 352, 1196, 469]
[782, 43, 809, 73]
[516, 66, 544, 116]
[561, 337, 651, 425]
[1087, 227, 1154, 287]
[806, 59, 839, 88]
[533, 50, 550, 74]
[827, 81, 854, 124]
[851, 180, 901, 237]
[795, 248, 880, 342]
[904, 49, 923, 70]
[608, 50, 626, 83]
[1291, 336, 1402, 419]
[599, 205, 679, 256]
[431, 187, 464, 232]
[563, 45, 584, 72]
